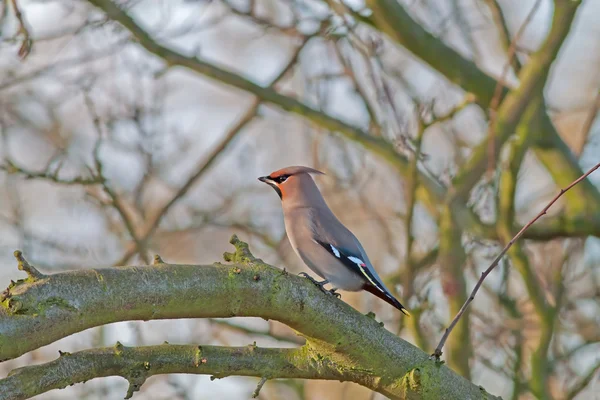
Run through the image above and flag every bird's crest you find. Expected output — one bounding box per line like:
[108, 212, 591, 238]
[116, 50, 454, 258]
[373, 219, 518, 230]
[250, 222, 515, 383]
[268, 166, 325, 179]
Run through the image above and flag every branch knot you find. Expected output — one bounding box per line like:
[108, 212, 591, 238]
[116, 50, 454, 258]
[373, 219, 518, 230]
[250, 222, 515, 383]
[223, 234, 257, 264]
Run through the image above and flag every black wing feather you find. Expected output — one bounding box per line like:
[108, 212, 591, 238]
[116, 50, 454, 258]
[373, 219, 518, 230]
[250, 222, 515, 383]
[315, 239, 410, 316]
[315, 239, 385, 292]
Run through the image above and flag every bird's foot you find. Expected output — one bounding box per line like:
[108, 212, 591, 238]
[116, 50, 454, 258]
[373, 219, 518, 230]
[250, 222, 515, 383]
[298, 272, 336, 296]
[298, 272, 327, 287]
[328, 287, 341, 298]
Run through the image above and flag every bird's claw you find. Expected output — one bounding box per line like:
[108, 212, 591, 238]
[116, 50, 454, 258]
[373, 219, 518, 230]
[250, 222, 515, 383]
[298, 272, 325, 287]
[298, 272, 336, 296]
[328, 288, 341, 298]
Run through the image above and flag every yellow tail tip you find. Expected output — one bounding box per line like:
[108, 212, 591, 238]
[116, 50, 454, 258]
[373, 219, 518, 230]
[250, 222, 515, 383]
[401, 308, 411, 317]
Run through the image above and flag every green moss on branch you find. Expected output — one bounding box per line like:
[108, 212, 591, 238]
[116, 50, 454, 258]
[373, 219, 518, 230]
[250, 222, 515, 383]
[0, 237, 498, 399]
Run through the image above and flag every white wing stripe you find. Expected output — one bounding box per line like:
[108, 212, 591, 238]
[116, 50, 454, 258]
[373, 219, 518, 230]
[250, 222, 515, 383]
[330, 244, 341, 258]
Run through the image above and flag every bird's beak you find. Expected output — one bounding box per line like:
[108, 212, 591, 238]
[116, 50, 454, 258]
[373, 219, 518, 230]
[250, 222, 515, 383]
[258, 175, 282, 199]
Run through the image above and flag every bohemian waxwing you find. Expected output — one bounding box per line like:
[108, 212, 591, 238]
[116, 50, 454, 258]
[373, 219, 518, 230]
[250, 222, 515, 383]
[259, 166, 409, 315]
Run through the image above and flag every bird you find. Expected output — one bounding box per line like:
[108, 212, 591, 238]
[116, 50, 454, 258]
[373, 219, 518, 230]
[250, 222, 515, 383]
[258, 166, 409, 315]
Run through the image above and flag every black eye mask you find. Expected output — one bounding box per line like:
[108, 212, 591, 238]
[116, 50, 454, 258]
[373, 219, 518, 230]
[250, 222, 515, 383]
[272, 175, 289, 184]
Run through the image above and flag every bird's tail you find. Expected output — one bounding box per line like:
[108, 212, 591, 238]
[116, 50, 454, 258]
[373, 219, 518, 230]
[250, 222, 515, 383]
[363, 284, 411, 316]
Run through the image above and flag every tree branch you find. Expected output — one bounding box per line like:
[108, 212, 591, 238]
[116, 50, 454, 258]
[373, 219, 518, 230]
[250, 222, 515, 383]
[433, 161, 600, 359]
[0, 235, 498, 399]
[82, 0, 496, 241]
[0, 343, 346, 400]
[363, 0, 600, 216]
[116, 25, 313, 265]
[449, 0, 582, 202]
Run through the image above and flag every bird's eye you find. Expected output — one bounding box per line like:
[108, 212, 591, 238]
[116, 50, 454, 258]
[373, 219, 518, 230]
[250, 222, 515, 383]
[275, 175, 289, 184]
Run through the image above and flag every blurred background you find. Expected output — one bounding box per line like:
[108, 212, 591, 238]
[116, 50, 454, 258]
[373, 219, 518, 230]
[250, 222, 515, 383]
[0, 0, 599, 399]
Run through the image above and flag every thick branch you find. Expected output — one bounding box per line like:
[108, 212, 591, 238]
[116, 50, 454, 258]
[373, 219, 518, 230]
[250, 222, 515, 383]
[0, 344, 346, 400]
[0, 236, 497, 399]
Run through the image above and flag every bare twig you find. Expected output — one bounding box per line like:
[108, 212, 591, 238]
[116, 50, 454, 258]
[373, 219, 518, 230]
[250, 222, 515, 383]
[252, 377, 268, 398]
[432, 161, 600, 359]
[81, 92, 151, 265]
[0, 160, 104, 186]
[14, 250, 44, 280]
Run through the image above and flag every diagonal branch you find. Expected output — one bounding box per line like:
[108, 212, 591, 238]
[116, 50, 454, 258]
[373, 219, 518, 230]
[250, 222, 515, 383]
[433, 161, 600, 359]
[0, 235, 499, 400]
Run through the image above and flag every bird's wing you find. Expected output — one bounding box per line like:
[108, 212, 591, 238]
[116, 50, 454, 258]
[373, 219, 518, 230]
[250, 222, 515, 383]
[313, 238, 410, 315]
[313, 238, 383, 290]
[309, 208, 410, 315]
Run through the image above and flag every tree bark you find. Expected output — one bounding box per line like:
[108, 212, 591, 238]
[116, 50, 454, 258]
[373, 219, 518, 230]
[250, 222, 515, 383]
[0, 236, 499, 399]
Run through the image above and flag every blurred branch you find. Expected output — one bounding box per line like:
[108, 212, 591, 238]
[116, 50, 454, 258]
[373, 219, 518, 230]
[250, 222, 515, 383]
[222, 0, 301, 37]
[433, 161, 600, 359]
[400, 103, 438, 349]
[0, 160, 104, 186]
[578, 91, 600, 153]
[437, 206, 470, 378]
[486, 0, 542, 173]
[565, 360, 600, 400]
[84, 0, 494, 241]
[9, 0, 32, 59]
[497, 97, 548, 317]
[116, 25, 311, 266]
[116, 102, 258, 265]
[0, 235, 498, 399]
[209, 318, 304, 345]
[363, 0, 497, 106]
[81, 93, 151, 265]
[332, 41, 381, 135]
[483, 0, 521, 73]
[449, 0, 580, 203]
[495, 104, 552, 398]
[362, 0, 600, 219]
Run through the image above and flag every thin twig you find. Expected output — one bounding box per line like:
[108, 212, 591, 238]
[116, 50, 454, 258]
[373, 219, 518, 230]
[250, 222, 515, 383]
[14, 250, 44, 280]
[432, 161, 600, 359]
[83, 92, 150, 265]
[0, 160, 104, 186]
[485, 0, 522, 73]
[486, 0, 542, 174]
[9, 0, 32, 59]
[252, 377, 268, 398]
